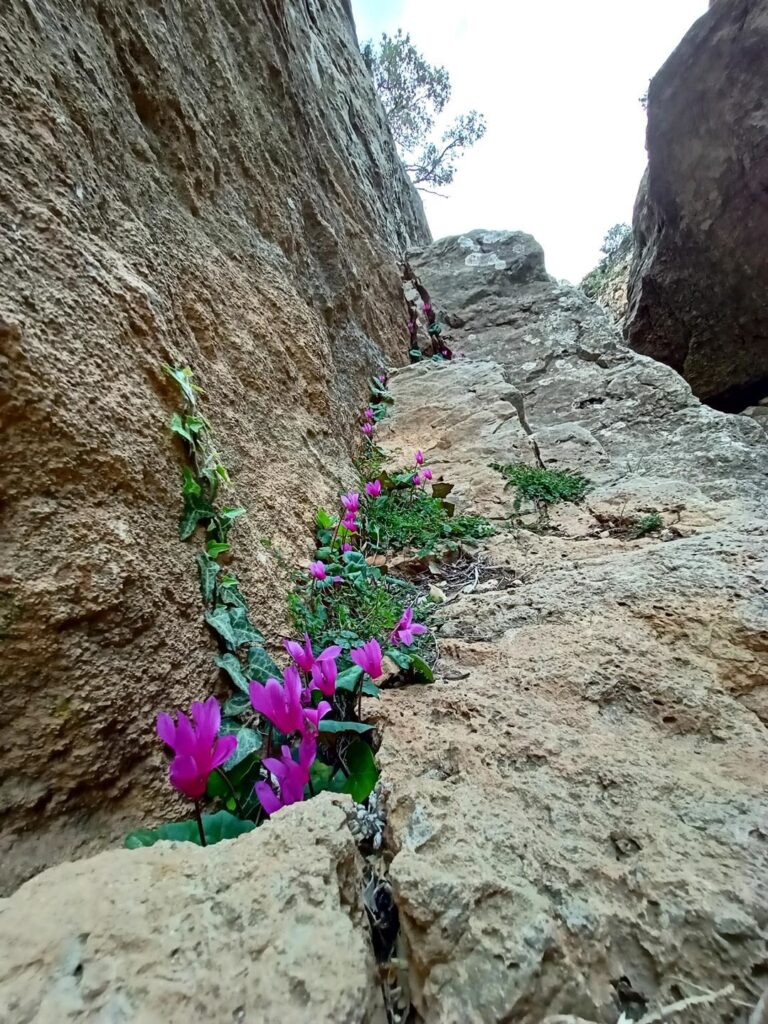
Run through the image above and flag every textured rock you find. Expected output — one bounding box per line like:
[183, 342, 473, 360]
[0, 794, 385, 1024]
[625, 0, 768, 410]
[0, 0, 428, 890]
[373, 231, 768, 1022]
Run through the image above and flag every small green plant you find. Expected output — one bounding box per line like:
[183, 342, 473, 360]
[492, 462, 590, 511]
[364, 484, 493, 555]
[630, 511, 663, 538]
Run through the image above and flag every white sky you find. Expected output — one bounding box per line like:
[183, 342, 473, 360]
[352, 0, 708, 282]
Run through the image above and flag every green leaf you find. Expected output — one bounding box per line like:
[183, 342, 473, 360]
[179, 493, 215, 540]
[361, 679, 381, 698]
[408, 653, 434, 684]
[315, 546, 333, 561]
[170, 412, 192, 443]
[386, 647, 412, 670]
[163, 364, 202, 406]
[181, 465, 201, 495]
[340, 740, 379, 802]
[125, 810, 255, 849]
[215, 464, 230, 484]
[205, 606, 238, 648]
[215, 653, 250, 694]
[195, 553, 220, 605]
[316, 508, 335, 530]
[319, 719, 374, 735]
[227, 606, 265, 647]
[219, 573, 239, 587]
[223, 693, 251, 716]
[220, 506, 246, 522]
[342, 550, 367, 567]
[219, 725, 262, 769]
[334, 665, 363, 693]
[206, 540, 231, 558]
[247, 647, 280, 682]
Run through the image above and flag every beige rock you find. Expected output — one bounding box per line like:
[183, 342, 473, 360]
[0, 794, 385, 1024]
[0, 0, 427, 890]
[372, 232, 768, 1022]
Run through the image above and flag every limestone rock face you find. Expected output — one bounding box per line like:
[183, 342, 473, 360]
[0, 0, 428, 892]
[376, 231, 768, 1022]
[625, 0, 768, 409]
[0, 794, 385, 1024]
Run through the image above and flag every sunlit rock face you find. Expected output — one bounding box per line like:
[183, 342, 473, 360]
[0, 0, 428, 893]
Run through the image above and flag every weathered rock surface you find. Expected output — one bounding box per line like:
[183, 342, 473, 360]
[625, 0, 768, 410]
[373, 230, 768, 1022]
[0, 794, 385, 1024]
[0, 0, 427, 891]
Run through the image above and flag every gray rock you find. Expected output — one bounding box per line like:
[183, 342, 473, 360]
[625, 0, 768, 410]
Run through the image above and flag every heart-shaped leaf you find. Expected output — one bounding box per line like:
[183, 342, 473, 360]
[408, 654, 434, 684]
[319, 719, 374, 735]
[215, 653, 249, 694]
[247, 647, 280, 682]
[124, 810, 255, 849]
[196, 553, 221, 605]
[219, 726, 262, 769]
[340, 740, 379, 802]
[205, 606, 237, 647]
[335, 665, 363, 693]
[223, 693, 251, 716]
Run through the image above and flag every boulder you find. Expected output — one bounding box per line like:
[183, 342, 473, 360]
[625, 0, 768, 409]
[0, 794, 385, 1024]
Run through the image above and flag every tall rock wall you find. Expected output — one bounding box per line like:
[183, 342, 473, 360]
[625, 0, 768, 410]
[0, 0, 428, 892]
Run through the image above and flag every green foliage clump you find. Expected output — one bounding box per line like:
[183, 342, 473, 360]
[492, 462, 590, 511]
[361, 29, 486, 189]
[365, 484, 493, 555]
[630, 511, 663, 538]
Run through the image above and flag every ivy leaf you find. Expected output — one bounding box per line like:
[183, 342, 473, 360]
[181, 465, 201, 495]
[408, 654, 434, 684]
[319, 720, 374, 735]
[316, 508, 335, 531]
[219, 725, 262, 769]
[227, 606, 265, 647]
[205, 606, 238, 648]
[179, 493, 215, 540]
[247, 647, 280, 682]
[220, 506, 246, 522]
[196, 553, 221, 605]
[163, 364, 202, 407]
[386, 647, 411, 670]
[223, 693, 251, 716]
[340, 740, 379, 802]
[170, 412, 192, 443]
[214, 653, 250, 694]
[206, 540, 231, 558]
[334, 665, 363, 693]
[125, 810, 255, 849]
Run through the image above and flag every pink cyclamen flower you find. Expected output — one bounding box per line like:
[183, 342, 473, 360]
[341, 492, 360, 515]
[361, 423, 373, 436]
[310, 653, 338, 696]
[342, 515, 358, 534]
[284, 634, 316, 673]
[365, 479, 382, 498]
[255, 733, 317, 816]
[249, 666, 304, 735]
[302, 698, 332, 733]
[415, 450, 424, 466]
[309, 560, 327, 580]
[378, 373, 386, 383]
[390, 607, 428, 647]
[341, 542, 354, 553]
[350, 638, 383, 680]
[364, 407, 375, 421]
[156, 696, 236, 800]
[412, 473, 422, 486]
[423, 302, 432, 312]
[422, 467, 433, 481]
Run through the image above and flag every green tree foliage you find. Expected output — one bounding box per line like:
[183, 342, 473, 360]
[581, 223, 632, 298]
[361, 29, 486, 190]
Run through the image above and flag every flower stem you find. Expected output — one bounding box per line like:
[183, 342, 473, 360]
[214, 768, 246, 818]
[194, 800, 207, 846]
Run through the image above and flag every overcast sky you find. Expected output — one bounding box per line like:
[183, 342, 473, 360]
[352, 0, 708, 282]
